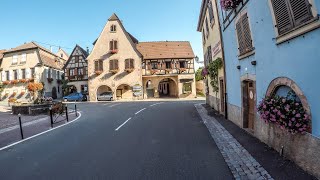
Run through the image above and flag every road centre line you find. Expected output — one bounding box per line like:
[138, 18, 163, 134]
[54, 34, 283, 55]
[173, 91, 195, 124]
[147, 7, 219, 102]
[135, 108, 146, 115]
[150, 102, 164, 107]
[109, 103, 121, 107]
[115, 117, 132, 131]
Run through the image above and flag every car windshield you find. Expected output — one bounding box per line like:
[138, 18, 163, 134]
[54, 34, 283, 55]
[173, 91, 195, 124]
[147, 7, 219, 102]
[100, 92, 112, 96]
[69, 93, 78, 96]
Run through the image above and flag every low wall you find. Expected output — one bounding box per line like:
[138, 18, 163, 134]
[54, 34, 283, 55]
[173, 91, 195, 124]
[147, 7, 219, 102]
[227, 103, 242, 127]
[255, 118, 320, 179]
[12, 104, 52, 116]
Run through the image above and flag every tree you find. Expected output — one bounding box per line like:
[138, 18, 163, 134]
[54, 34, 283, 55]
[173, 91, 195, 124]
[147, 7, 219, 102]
[195, 68, 204, 81]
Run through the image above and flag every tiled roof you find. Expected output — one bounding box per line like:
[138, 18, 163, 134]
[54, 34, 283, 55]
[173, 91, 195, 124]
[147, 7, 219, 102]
[0, 49, 5, 59]
[4, 42, 63, 70]
[136, 41, 195, 60]
[109, 13, 120, 21]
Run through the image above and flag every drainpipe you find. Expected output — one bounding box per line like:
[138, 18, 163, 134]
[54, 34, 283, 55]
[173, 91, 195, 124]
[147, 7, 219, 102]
[214, 0, 228, 119]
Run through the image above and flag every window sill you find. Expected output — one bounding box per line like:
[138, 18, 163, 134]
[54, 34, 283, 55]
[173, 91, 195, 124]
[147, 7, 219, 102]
[276, 16, 320, 45]
[238, 50, 255, 60]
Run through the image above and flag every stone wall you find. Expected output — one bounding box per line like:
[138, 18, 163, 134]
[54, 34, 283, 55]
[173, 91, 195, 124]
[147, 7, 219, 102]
[227, 103, 242, 127]
[255, 117, 320, 179]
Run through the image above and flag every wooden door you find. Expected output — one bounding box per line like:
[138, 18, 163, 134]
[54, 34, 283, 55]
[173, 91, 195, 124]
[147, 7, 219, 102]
[247, 82, 255, 130]
[220, 79, 225, 113]
[116, 89, 122, 98]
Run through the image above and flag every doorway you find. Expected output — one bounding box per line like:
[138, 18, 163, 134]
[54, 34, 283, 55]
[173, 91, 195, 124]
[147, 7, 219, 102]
[242, 81, 256, 131]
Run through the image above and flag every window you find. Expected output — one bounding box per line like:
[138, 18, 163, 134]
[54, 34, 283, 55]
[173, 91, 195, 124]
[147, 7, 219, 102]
[207, 46, 212, 63]
[48, 69, 52, 78]
[13, 70, 18, 80]
[75, 56, 79, 63]
[57, 71, 60, 80]
[179, 61, 187, 68]
[205, 17, 210, 38]
[110, 25, 117, 32]
[109, 60, 119, 70]
[271, 0, 313, 35]
[21, 69, 26, 79]
[12, 55, 18, 65]
[236, 13, 254, 56]
[208, 1, 215, 26]
[183, 83, 192, 93]
[151, 62, 158, 69]
[109, 40, 118, 50]
[165, 61, 172, 69]
[21, 54, 26, 64]
[94, 60, 103, 71]
[5, 71, 9, 81]
[30, 68, 35, 78]
[125, 59, 134, 69]
[78, 68, 84, 75]
[69, 69, 75, 76]
[60, 54, 63, 58]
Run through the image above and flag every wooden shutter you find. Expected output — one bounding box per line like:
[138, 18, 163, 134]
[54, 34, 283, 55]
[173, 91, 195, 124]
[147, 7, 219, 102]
[130, 59, 134, 69]
[289, 0, 312, 26]
[114, 41, 118, 50]
[99, 60, 103, 71]
[236, 20, 245, 55]
[271, 0, 294, 35]
[242, 13, 253, 53]
[115, 60, 119, 69]
[109, 41, 113, 50]
[109, 60, 114, 70]
[125, 59, 129, 69]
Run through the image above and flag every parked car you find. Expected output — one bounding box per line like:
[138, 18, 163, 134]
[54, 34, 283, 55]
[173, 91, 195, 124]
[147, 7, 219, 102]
[63, 92, 84, 101]
[97, 92, 113, 101]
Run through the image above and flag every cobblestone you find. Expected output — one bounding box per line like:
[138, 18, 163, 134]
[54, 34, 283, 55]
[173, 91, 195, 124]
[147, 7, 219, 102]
[195, 104, 274, 180]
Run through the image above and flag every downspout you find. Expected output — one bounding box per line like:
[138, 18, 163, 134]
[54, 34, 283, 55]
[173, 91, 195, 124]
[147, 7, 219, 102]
[214, 0, 228, 119]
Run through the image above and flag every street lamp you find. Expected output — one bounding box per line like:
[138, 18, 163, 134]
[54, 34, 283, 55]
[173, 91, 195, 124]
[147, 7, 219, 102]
[195, 56, 203, 64]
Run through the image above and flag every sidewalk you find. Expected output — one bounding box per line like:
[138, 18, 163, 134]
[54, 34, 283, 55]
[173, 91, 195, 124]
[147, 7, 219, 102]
[196, 104, 316, 180]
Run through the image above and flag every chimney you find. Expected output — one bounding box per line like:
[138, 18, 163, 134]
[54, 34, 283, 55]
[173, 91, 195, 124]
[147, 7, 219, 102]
[86, 47, 89, 54]
[50, 46, 53, 52]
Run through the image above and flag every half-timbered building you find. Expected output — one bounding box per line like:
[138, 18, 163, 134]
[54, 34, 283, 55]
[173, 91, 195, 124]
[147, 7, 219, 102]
[63, 45, 89, 94]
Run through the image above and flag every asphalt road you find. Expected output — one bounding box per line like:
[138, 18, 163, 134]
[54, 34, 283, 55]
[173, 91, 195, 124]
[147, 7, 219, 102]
[0, 101, 233, 180]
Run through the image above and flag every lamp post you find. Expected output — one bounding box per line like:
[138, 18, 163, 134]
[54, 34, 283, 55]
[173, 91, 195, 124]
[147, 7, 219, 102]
[18, 113, 24, 139]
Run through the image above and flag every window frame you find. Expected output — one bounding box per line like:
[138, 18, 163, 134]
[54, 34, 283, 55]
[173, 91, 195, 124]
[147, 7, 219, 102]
[21, 69, 26, 79]
[94, 60, 104, 71]
[109, 40, 118, 51]
[268, 0, 320, 44]
[12, 55, 18, 65]
[21, 53, 27, 64]
[208, 0, 215, 27]
[13, 70, 18, 80]
[125, 59, 135, 69]
[109, 59, 119, 71]
[110, 25, 117, 32]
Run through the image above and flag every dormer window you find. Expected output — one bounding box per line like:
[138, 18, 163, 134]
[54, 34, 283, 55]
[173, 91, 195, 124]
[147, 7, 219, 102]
[110, 25, 117, 32]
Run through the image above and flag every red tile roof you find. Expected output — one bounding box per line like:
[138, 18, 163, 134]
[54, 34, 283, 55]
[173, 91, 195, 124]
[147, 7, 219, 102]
[137, 41, 195, 60]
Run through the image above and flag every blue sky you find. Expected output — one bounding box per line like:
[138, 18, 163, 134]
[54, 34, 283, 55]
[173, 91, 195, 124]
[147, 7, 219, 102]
[0, 0, 203, 69]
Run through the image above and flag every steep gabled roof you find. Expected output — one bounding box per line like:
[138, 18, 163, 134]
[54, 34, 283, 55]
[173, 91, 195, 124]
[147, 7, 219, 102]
[57, 48, 69, 60]
[109, 13, 120, 21]
[4, 42, 38, 53]
[63, 45, 88, 69]
[136, 41, 195, 60]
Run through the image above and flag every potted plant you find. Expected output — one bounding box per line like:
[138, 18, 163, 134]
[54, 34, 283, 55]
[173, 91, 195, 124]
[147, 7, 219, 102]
[109, 49, 118, 54]
[220, 0, 243, 10]
[95, 70, 103, 75]
[110, 69, 119, 74]
[19, 79, 27, 83]
[3, 81, 10, 85]
[29, 78, 35, 82]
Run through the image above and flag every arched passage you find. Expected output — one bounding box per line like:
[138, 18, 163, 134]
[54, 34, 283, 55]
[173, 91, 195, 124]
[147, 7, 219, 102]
[158, 78, 178, 98]
[145, 80, 155, 98]
[116, 84, 132, 100]
[97, 85, 112, 98]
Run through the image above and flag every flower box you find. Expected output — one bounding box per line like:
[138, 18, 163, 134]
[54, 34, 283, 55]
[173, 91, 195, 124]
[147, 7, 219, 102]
[150, 70, 159, 75]
[179, 68, 187, 73]
[220, 0, 243, 10]
[125, 68, 134, 73]
[19, 79, 27, 83]
[3, 81, 10, 85]
[109, 49, 118, 54]
[8, 98, 17, 103]
[165, 69, 173, 73]
[20, 92, 25, 96]
[29, 78, 35, 82]
[47, 78, 54, 83]
[11, 80, 19, 84]
[95, 71, 103, 75]
[110, 69, 119, 74]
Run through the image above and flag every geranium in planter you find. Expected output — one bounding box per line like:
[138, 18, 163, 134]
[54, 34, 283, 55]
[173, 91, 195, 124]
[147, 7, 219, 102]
[8, 98, 17, 103]
[221, 0, 243, 10]
[258, 95, 311, 134]
[20, 92, 25, 96]
[125, 68, 134, 73]
[110, 69, 119, 74]
[29, 78, 35, 82]
[19, 79, 27, 83]
[47, 78, 54, 83]
[109, 49, 118, 54]
[202, 67, 208, 76]
[150, 69, 159, 75]
[3, 81, 10, 85]
[11, 80, 19, 84]
[95, 70, 103, 75]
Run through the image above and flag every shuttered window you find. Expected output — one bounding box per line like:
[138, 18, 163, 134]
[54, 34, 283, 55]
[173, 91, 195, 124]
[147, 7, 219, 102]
[109, 60, 119, 70]
[205, 17, 210, 38]
[94, 60, 103, 71]
[208, 1, 215, 26]
[271, 0, 313, 35]
[125, 59, 134, 69]
[236, 13, 254, 56]
[109, 40, 118, 50]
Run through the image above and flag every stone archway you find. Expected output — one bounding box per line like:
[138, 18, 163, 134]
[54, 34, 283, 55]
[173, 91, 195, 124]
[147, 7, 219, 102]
[96, 85, 113, 100]
[145, 80, 155, 98]
[115, 84, 132, 100]
[158, 78, 178, 98]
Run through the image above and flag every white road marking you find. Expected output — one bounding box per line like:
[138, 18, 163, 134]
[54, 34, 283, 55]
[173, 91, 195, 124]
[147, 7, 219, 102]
[150, 102, 164, 107]
[135, 108, 146, 115]
[0, 112, 82, 151]
[115, 117, 132, 131]
[109, 103, 121, 107]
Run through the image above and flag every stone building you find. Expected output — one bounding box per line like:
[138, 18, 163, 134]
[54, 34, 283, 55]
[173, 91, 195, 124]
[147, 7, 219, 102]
[0, 42, 65, 102]
[87, 13, 196, 101]
[63, 45, 89, 95]
[197, 0, 226, 115]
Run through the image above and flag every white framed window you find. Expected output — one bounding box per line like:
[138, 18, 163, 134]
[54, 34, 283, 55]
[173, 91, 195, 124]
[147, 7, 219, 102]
[21, 53, 27, 64]
[12, 55, 18, 65]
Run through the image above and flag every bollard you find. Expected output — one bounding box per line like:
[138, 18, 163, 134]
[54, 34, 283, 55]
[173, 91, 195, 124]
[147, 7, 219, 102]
[49, 106, 53, 128]
[65, 106, 69, 122]
[18, 114, 24, 139]
[75, 103, 78, 117]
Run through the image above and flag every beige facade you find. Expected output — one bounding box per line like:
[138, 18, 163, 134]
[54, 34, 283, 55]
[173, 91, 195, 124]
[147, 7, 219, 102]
[198, 0, 226, 114]
[87, 14, 143, 101]
[0, 42, 64, 102]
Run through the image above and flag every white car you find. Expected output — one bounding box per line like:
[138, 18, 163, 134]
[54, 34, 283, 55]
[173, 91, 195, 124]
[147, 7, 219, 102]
[97, 92, 113, 101]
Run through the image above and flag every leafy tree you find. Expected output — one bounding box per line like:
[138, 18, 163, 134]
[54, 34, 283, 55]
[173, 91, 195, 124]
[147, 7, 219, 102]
[195, 68, 204, 81]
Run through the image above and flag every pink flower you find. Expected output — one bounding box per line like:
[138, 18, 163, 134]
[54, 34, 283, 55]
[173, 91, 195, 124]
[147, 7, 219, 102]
[282, 99, 286, 103]
[263, 105, 266, 109]
[295, 123, 301, 127]
[281, 115, 285, 119]
[291, 118, 296, 121]
[296, 114, 301, 118]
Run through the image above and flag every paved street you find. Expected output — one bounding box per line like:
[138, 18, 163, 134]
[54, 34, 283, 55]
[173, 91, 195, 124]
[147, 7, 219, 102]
[0, 100, 234, 179]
